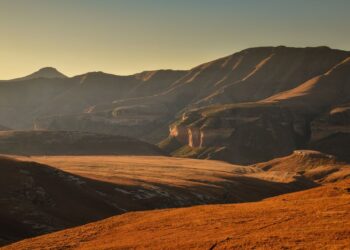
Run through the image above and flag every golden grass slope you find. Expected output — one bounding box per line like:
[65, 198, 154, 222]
[10, 152, 346, 210]
[14, 155, 317, 204]
[5, 179, 350, 250]
[1, 155, 317, 246]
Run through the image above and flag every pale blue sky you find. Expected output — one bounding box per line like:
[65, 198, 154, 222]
[1, 0, 349, 78]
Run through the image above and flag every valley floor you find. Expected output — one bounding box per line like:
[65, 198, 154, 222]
[13, 155, 315, 207]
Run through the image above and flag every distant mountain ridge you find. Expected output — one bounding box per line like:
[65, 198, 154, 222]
[10, 67, 67, 81]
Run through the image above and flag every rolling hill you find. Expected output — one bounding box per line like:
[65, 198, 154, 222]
[0, 154, 319, 246]
[0, 156, 125, 246]
[5, 179, 349, 250]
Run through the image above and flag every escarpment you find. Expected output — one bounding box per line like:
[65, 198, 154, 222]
[164, 103, 313, 164]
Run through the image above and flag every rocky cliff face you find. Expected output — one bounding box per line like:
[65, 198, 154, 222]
[167, 103, 312, 164]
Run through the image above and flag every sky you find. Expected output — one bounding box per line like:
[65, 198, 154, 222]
[1, 0, 350, 79]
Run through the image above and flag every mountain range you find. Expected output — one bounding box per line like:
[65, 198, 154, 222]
[1, 46, 349, 165]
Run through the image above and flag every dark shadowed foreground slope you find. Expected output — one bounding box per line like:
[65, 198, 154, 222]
[0, 157, 123, 246]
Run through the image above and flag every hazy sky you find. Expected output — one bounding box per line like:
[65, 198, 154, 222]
[1, 0, 350, 79]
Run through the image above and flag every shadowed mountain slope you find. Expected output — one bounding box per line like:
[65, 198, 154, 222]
[88, 46, 350, 115]
[310, 132, 350, 163]
[264, 56, 350, 112]
[194, 46, 350, 107]
[308, 103, 350, 162]
[0, 131, 164, 156]
[0, 69, 185, 130]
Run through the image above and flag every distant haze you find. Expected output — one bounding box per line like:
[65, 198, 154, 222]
[1, 0, 350, 79]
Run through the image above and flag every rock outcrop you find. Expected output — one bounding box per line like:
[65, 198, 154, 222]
[165, 103, 311, 164]
[254, 150, 350, 183]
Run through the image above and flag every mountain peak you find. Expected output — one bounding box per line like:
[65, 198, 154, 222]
[37, 66, 61, 73]
[12, 67, 67, 81]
